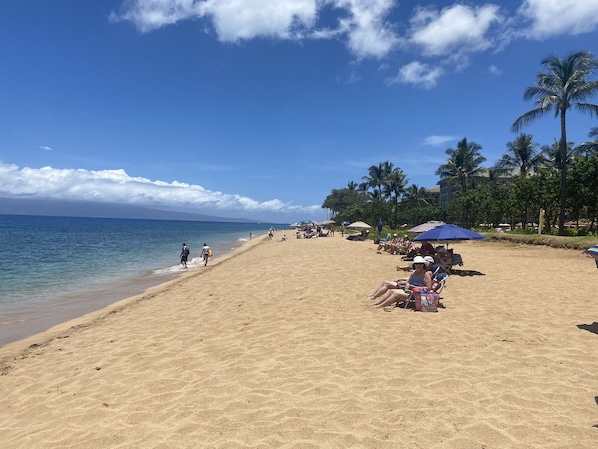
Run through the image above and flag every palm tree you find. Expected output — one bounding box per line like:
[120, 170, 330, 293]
[577, 126, 598, 154]
[495, 134, 545, 229]
[541, 139, 581, 170]
[383, 168, 408, 228]
[495, 133, 545, 177]
[362, 162, 392, 200]
[402, 184, 431, 208]
[511, 51, 598, 235]
[435, 137, 487, 193]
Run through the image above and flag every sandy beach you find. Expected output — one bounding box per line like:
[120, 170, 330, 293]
[1, 232, 597, 448]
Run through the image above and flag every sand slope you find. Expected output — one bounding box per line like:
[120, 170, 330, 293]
[1, 234, 597, 448]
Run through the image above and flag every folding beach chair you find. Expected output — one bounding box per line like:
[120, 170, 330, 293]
[436, 250, 464, 274]
[399, 271, 449, 310]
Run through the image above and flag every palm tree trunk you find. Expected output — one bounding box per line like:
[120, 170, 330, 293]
[558, 109, 567, 235]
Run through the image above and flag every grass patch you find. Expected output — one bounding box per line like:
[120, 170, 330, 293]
[485, 233, 596, 250]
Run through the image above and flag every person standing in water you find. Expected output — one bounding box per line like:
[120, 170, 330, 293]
[180, 243, 190, 268]
[201, 243, 211, 266]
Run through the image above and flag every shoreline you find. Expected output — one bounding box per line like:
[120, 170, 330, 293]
[1, 235, 597, 448]
[0, 233, 268, 353]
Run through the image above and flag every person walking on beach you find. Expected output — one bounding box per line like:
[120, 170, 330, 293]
[180, 243, 190, 268]
[201, 243, 211, 266]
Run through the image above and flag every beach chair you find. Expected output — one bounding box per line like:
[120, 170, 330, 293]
[436, 250, 464, 274]
[399, 272, 449, 310]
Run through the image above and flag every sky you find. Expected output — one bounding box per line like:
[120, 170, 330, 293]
[1, 0, 598, 224]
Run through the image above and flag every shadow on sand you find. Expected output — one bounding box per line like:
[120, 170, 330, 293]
[577, 322, 598, 336]
[450, 269, 485, 277]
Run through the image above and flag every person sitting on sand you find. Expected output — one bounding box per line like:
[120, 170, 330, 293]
[368, 256, 432, 306]
[398, 236, 416, 256]
[420, 241, 436, 257]
[377, 234, 398, 253]
[371, 257, 432, 308]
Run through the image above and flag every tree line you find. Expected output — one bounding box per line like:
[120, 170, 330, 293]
[322, 51, 598, 236]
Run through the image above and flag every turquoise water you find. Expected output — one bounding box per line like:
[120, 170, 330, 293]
[0, 215, 280, 346]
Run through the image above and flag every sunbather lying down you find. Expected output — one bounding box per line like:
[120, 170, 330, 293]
[368, 256, 432, 308]
[346, 230, 369, 241]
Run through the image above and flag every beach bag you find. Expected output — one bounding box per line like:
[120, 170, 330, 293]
[207, 249, 212, 257]
[412, 287, 439, 313]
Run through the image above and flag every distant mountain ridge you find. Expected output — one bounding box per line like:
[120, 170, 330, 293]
[0, 197, 255, 222]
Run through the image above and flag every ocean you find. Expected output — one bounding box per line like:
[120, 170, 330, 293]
[0, 215, 281, 347]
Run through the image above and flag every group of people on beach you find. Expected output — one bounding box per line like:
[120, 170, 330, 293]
[180, 243, 211, 268]
[376, 234, 413, 254]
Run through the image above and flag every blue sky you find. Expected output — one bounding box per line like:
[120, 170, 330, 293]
[2, 1, 598, 224]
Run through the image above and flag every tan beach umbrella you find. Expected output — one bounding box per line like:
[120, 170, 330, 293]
[408, 220, 445, 233]
[347, 221, 371, 229]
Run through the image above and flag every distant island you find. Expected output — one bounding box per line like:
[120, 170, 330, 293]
[0, 197, 255, 223]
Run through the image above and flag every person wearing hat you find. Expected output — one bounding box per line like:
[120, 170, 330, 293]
[397, 235, 414, 256]
[423, 255, 438, 273]
[376, 233, 399, 253]
[396, 254, 435, 272]
[368, 256, 432, 307]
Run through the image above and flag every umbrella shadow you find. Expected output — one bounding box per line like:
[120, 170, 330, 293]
[451, 269, 485, 277]
[577, 322, 598, 336]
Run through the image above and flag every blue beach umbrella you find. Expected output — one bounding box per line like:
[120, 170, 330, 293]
[584, 245, 598, 269]
[583, 245, 598, 259]
[413, 224, 485, 242]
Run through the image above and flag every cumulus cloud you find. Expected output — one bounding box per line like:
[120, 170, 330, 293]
[111, 0, 400, 59]
[204, 0, 318, 41]
[386, 61, 442, 89]
[518, 0, 598, 39]
[332, 0, 400, 59]
[408, 4, 502, 57]
[0, 163, 318, 217]
[110, 0, 598, 87]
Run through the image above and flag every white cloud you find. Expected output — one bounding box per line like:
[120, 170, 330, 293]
[423, 135, 457, 146]
[386, 61, 442, 89]
[408, 4, 502, 57]
[112, 0, 400, 59]
[518, 0, 598, 39]
[110, 0, 206, 32]
[39, 146, 53, 151]
[487, 64, 502, 76]
[0, 163, 317, 217]
[332, 0, 400, 59]
[203, 0, 318, 41]
[110, 1, 598, 88]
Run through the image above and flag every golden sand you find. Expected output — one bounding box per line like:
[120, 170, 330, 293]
[1, 232, 597, 448]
